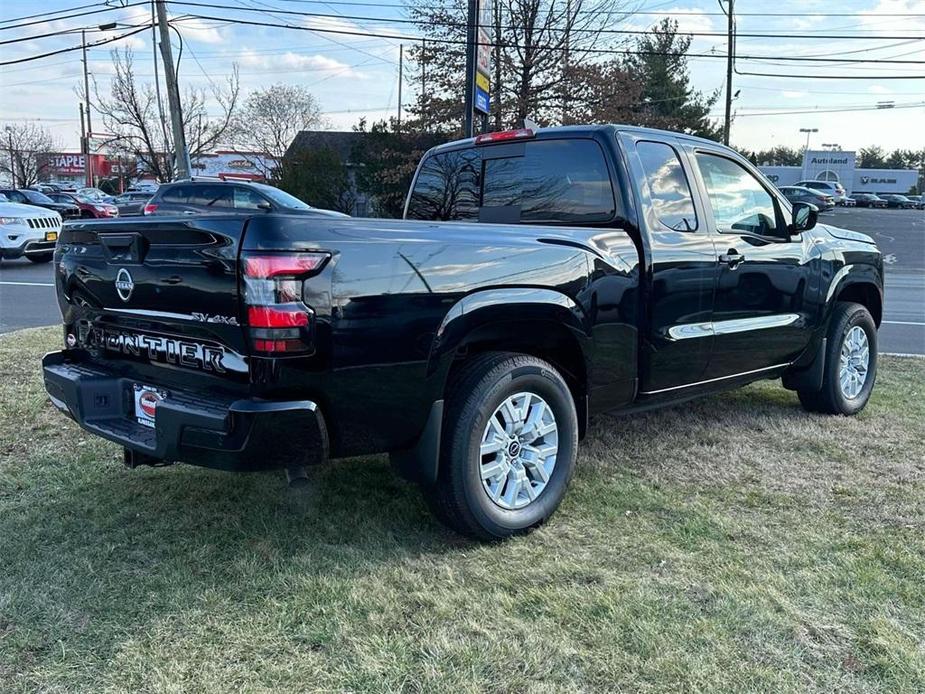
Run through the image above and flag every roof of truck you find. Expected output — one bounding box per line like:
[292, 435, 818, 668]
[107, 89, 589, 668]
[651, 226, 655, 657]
[426, 124, 730, 157]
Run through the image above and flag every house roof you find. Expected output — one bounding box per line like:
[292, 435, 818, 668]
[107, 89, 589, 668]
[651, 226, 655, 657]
[286, 131, 364, 161]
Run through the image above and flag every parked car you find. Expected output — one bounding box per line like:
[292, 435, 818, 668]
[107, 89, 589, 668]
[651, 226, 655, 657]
[795, 179, 847, 204]
[851, 193, 888, 208]
[76, 187, 114, 202]
[28, 183, 67, 194]
[42, 124, 883, 540]
[0, 188, 79, 219]
[0, 193, 62, 263]
[47, 192, 119, 219]
[905, 194, 924, 209]
[879, 193, 916, 209]
[113, 191, 154, 217]
[842, 196, 856, 207]
[142, 179, 348, 217]
[778, 185, 835, 212]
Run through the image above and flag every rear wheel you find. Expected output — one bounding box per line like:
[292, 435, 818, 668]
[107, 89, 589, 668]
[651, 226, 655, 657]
[424, 352, 579, 541]
[27, 253, 53, 263]
[798, 302, 877, 415]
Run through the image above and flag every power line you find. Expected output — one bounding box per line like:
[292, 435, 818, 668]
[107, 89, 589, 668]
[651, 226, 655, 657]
[716, 101, 925, 117]
[165, 11, 925, 66]
[0, 25, 151, 66]
[201, 0, 925, 17]
[163, 2, 925, 41]
[0, 2, 107, 25]
[735, 68, 925, 80]
[0, 2, 149, 32]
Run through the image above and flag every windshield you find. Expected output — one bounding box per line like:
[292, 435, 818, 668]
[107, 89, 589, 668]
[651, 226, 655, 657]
[22, 190, 54, 203]
[252, 183, 311, 210]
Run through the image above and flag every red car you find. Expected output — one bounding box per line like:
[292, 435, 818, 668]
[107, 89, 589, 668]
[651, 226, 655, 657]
[47, 192, 119, 218]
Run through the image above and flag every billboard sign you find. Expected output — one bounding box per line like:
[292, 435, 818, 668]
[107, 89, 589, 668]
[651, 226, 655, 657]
[473, 0, 492, 115]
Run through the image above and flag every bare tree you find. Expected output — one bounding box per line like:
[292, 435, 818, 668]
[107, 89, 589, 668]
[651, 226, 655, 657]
[0, 122, 59, 187]
[406, 0, 639, 132]
[91, 48, 239, 182]
[231, 84, 325, 181]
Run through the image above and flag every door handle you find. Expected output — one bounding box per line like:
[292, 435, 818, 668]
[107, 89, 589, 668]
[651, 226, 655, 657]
[719, 250, 745, 269]
[182, 210, 197, 215]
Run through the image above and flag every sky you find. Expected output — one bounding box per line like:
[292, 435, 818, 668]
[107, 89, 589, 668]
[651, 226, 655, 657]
[1, 0, 924, 156]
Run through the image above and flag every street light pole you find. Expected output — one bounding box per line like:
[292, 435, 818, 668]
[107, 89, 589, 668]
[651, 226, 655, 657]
[800, 127, 818, 151]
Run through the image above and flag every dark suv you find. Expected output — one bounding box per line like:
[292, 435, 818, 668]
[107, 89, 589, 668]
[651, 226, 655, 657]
[0, 188, 80, 218]
[143, 179, 348, 218]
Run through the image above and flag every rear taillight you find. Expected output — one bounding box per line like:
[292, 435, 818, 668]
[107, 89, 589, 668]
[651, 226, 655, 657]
[143, 203, 157, 215]
[242, 251, 329, 355]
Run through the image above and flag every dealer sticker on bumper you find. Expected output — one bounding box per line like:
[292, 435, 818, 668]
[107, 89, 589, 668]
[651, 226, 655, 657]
[133, 384, 166, 428]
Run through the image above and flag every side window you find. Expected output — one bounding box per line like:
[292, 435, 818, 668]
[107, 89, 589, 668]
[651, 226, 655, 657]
[160, 186, 190, 204]
[406, 149, 480, 221]
[189, 185, 232, 208]
[9, 191, 27, 203]
[695, 153, 779, 236]
[233, 187, 268, 210]
[482, 140, 615, 223]
[636, 141, 697, 232]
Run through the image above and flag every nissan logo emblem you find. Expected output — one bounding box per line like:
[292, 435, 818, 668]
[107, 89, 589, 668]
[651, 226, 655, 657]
[115, 268, 134, 302]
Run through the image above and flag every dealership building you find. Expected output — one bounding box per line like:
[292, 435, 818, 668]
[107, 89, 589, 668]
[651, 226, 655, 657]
[758, 149, 919, 195]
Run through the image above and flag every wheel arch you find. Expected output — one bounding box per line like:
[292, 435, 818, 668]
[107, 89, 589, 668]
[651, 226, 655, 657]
[825, 264, 883, 328]
[392, 288, 592, 485]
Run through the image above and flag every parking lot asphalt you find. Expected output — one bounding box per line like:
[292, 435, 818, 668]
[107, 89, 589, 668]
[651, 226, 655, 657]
[0, 209, 922, 353]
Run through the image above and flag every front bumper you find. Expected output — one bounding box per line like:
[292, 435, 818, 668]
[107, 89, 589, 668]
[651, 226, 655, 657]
[0, 237, 56, 259]
[42, 351, 329, 471]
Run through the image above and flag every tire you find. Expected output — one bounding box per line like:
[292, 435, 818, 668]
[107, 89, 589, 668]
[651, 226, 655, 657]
[424, 352, 579, 541]
[798, 301, 877, 415]
[27, 253, 53, 263]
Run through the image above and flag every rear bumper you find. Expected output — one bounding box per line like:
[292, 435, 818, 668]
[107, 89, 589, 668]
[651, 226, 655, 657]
[42, 351, 328, 471]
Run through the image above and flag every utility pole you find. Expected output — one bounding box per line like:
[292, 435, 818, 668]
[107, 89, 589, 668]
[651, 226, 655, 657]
[421, 39, 427, 131]
[5, 127, 15, 188]
[79, 104, 87, 188]
[722, 0, 734, 146]
[81, 29, 95, 186]
[154, 0, 191, 179]
[397, 44, 403, 133]
[151, 0, 170, 153]
[562, 0, 571, 125]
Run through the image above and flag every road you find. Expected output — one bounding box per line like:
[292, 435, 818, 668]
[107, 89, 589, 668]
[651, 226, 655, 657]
[1, 208, 923, 353]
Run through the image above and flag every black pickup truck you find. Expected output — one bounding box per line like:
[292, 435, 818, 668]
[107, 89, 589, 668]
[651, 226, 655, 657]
[43, 125, 883, 540]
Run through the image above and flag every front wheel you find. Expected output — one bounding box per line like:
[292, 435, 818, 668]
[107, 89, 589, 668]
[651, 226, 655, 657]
[798, 302, 877, 415]
[424, 352, 579, 541]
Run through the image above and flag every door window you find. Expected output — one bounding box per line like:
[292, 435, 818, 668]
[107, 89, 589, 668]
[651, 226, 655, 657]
[695, 153, 779, 236]
[233, 187, 268, 209]
[189, 185, 233, 209]
[636, 141, 697, 232]
[482, 140, 615, 223]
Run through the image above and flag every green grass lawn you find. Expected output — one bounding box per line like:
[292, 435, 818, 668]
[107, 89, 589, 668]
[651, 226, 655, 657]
[1, 327, 923, 692]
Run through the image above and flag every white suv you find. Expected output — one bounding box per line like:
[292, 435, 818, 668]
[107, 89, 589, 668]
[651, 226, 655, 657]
[796, 180, 848, 204]
[0, 192, 62, 263]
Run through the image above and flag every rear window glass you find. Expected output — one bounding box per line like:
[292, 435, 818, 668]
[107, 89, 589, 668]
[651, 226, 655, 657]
[482, 140, 615, 223]
[406, 149, 480, 221]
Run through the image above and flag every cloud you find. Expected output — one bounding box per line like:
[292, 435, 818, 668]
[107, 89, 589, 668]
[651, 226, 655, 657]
[234, 49, 369, 79]
[173, 17, 226, 44]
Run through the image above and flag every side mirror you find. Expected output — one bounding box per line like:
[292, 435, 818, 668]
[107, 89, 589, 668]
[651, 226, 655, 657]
[790, 202, 817, 234]
[257, 200, 273, 211]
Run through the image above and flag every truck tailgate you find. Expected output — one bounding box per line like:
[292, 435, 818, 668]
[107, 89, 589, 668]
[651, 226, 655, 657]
[56, 216, 250, 379]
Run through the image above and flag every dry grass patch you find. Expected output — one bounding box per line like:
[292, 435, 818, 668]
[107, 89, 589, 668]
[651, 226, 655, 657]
[1, 327, 924, 692]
